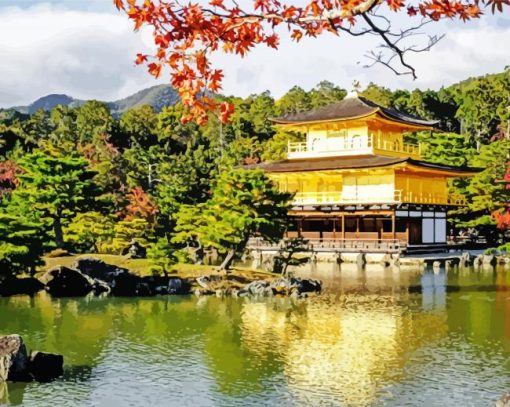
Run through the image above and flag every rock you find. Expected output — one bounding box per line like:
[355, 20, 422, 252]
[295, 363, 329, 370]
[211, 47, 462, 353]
[460, 252, 471, 266]
[196, 275, 224, 292]
[483, 254, 497, 266]
[0, 277, 44, 297]
[121, 239, 147, 259]
[91, 279, 111, 295]
[497, 256, 510, 265]
[42, 266, 94, 297]
[296, 278, 321, 294]
[245, 280, 272, 297]
[0, 335, 30, 382]
[72, 257, 130, 284]
[340, 253, 365, 266]
[445, 259, 459, 269]
[269, 277, 321, 297]
[474, 255, 483, 267]
[365, 253, 391, 264]
[28, 351, 63, 382]
[496, 392, 510, 407]
[110, 273, 147, 296]
[74, 257, 151, 296]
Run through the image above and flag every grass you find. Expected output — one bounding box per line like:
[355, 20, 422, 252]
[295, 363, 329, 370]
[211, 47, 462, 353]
[41, 253, 278, 280]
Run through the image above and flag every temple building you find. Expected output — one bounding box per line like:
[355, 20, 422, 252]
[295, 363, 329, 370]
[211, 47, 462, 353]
[251, 93, 481, 252]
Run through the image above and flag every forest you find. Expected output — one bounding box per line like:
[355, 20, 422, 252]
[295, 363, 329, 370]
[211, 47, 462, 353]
[0, 70, 509, 277]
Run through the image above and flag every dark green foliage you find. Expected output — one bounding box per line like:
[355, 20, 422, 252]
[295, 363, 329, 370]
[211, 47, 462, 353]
[12, 151, 101, 248]
[0, 210, 47, 278]
[147, 237, 177, 276]
[273, 237, 310, 275]
[173, 168, 292, 270]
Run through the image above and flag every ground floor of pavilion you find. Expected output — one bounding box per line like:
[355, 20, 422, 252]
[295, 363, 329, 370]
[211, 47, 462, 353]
[283, 206, 451, 252]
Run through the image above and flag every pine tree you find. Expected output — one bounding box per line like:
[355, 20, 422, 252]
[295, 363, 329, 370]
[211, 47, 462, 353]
[173, 168, 292, 270]
[12, 151, 101, 248]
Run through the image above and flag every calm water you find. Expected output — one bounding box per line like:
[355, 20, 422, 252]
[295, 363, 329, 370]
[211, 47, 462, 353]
[1, 264, 510, 407]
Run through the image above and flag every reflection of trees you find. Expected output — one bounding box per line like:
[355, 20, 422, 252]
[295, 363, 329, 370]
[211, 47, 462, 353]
[446, 265, 510, 349]
[200, 297, 287, 397]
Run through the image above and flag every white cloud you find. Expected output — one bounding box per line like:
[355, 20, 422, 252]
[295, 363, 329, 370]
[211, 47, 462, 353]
[0, 3, 160, 107]
[0, 3, 508, 107]
[214, 19, 509, 98]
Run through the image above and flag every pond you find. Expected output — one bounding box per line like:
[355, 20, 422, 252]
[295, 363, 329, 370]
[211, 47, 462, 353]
[1, 264, 509, 406]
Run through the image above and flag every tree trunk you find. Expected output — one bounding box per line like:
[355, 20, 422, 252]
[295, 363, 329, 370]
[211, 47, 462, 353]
[219, 250, 236, 272]
[53, 216, 64, 248]
[218, 236, 250, 272]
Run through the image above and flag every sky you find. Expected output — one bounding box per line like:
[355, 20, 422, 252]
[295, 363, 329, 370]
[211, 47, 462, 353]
[0, 0, 508, 107]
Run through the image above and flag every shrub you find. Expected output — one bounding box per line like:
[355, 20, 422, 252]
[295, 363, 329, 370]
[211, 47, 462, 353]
[147, 237, 177, 276]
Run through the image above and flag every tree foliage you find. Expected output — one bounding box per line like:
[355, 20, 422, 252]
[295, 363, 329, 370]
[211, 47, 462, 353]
[12, 151, 101, 248]
[173, 168, 292, 270]
[0, 210, 47, 279]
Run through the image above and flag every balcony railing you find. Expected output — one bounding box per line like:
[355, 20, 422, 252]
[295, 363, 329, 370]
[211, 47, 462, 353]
[247, 237, 405, 253]
[292, 190, 466, 206]
[288, 134, 422, 159]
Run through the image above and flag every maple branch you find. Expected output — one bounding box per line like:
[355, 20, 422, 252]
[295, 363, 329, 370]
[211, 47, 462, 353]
[361, 12, 419, 79]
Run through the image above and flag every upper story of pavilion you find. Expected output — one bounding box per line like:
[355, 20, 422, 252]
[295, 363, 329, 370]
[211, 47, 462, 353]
[273, 93, 437, 161]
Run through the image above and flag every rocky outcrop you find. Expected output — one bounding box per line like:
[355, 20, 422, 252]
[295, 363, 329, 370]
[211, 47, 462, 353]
[121, 240, 147, 259]
[0, 335, 63, 383]
[0, 335, 30, 382]
[72, 257, 189, 297]
[0, 277, 44, 297]
[496, 392, 510, 407]
[28, 352, 64, 382]
[195, 275, 322, 298]
[41, 266, 94, 297]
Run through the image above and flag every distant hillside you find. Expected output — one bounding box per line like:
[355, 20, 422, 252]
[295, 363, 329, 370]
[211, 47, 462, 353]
[107, 85, 180, 116]
[7, 85, 180, 117]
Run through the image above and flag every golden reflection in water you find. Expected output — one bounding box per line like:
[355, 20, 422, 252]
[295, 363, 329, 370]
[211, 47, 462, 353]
[240, 267, 448, 407]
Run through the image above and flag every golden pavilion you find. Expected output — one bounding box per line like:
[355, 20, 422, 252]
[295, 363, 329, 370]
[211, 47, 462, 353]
[252, 92, 480, 252]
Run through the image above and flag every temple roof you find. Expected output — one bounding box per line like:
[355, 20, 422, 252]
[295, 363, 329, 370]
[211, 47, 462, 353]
[247, 155, 482, 175]
[272, 96, 439, 128]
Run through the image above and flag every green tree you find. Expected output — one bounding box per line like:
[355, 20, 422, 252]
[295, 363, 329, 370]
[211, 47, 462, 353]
[147, 237, 177, 276]
[173, 168, 292, 271]
[261, 129, 305, 162]
[155, 145, 215, 222]
[275, 86, 310, 116]
[452, 72, 510, 146]
[75, 100, 115, 145]
[308, 81, 346, 109]
[104, 217, 152, 254]
[360, 83, 393, 107]
[452, 139, 510, 243]
[63, 211, 115, 253]
[120, 105, 159, 149]
[12, 151, 101, 248]
[0, 206, 47, 278]
[273, 237, 310, 275]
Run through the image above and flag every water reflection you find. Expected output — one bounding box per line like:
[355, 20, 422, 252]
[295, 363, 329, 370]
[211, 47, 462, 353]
[0, 265, 509, 406]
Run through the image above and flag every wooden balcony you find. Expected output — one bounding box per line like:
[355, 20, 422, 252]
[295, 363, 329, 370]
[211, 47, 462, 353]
[292, 190, 466, 206]
[288, 134, 422, 160]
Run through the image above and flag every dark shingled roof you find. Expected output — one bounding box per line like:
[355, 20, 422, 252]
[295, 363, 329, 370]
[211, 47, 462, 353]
[246, 155, 482, 174]
[272, 96, 438, 127]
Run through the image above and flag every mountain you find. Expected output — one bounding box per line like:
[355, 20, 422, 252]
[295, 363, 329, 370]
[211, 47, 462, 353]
[107, 85, 180, 116]
[6, 85, 180, 116]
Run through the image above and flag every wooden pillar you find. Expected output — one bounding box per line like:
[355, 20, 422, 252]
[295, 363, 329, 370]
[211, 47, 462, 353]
[341, 214, 345, 240]
[333, 218, 336, 239]
[298, 218, 303, 237]
[392, 212, 396, 240]
[356, 217, 360, 239]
